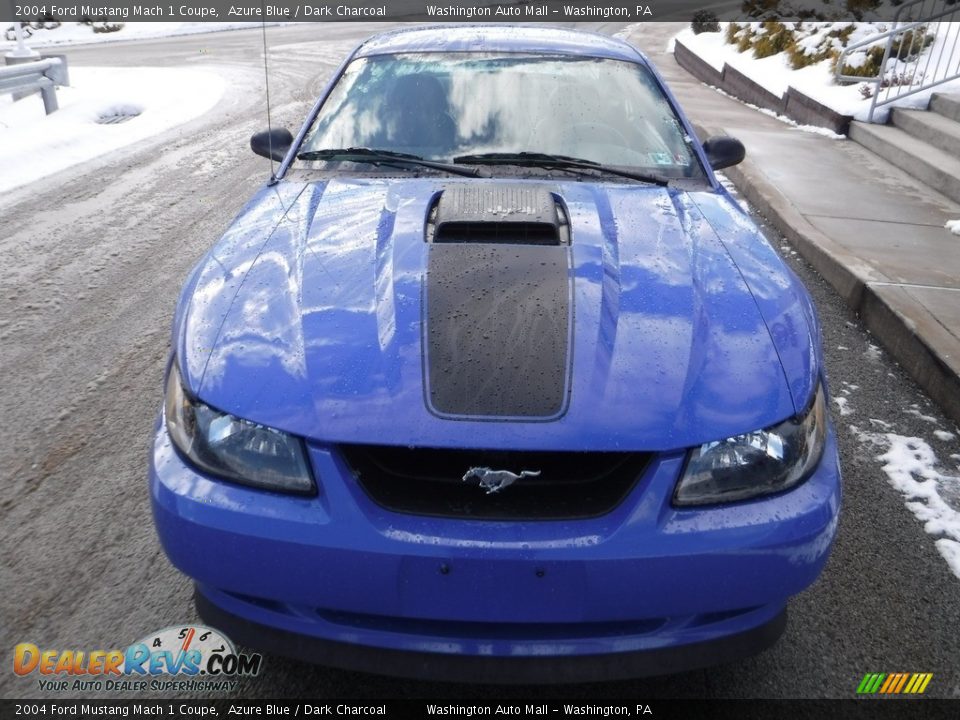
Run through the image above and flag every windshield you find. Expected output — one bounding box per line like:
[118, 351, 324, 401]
[299, 52, 705, 179]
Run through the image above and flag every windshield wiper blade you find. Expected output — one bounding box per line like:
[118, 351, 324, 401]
[453, 152, 669, 185]
[456, 152, 597, 165]
[298, 147, 488, 178]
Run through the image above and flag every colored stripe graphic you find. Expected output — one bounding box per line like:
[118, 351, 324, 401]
[893, 673, 909, 693]
[879, 674, 896, 693]
[858, 673, 932, 695]
[857, 673, 882, 694]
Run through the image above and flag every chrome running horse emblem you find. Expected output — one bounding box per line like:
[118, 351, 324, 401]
[462, 467, 541, 494]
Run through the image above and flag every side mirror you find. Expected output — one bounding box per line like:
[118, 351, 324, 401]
[251, 128, 294, 162]
[702, 136, 745, 170]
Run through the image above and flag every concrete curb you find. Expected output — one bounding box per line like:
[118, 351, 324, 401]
[695, 122, 960, 425]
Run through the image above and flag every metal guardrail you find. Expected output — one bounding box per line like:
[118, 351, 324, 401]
[0, 57, 64, 114]
[835, 0, 960, 122]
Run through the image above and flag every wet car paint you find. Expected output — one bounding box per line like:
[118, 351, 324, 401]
[175, 180, 812, 451]
[151, 25, 841, 678]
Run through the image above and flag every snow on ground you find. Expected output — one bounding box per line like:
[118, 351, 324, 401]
[864, 342, 883, 362]
[0, 22, 286, 51]
[832, 340, 960, 579]
[0, 66, 224, 193]
[613, 23, 644, 42]
[851, 424, 960, 580]
[832, 381, 858, 416]
[833, 396, 853, 416]
[0, 22, 265, 192]
[906, 405, 939, 423]
[675, 24, 960, 123]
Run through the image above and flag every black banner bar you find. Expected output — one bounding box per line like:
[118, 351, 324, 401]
[0, 0, 949, 24]
[3, 699, 960, 720]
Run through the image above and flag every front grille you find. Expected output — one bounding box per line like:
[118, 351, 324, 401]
[339, 445, 650, 520]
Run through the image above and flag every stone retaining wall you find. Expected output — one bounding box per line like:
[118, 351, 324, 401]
[674, 38, 852, 135]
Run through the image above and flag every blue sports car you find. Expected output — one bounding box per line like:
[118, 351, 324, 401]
[150, 25, 841, 682]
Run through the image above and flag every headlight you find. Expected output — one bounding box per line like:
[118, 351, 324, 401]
[674, 381, 827, 506]
[164, 361, 315, 495]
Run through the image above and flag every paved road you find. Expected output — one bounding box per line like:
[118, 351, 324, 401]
[1, 22, 958, 700]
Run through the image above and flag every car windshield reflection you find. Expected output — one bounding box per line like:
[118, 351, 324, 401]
[299, 52, 704, 179]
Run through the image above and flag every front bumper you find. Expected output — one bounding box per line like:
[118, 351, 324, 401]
[150, 414, 841, 681]
[195, 588, 787, 683]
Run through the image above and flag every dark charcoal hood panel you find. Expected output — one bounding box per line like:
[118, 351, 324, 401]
[425, 243, 571, 419]
[182, 178, 803, 452]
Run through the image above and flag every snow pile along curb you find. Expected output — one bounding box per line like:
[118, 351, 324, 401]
[0, 66, 226, 193]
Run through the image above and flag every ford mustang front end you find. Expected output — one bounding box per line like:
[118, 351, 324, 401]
[149, 25, 841, 682]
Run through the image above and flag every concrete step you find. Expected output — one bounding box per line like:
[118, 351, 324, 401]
[849, 121, 960, 205]
[891, 107, 960, 157]
[930, 92, 960, 123]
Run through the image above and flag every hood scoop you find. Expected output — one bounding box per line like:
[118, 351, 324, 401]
[427, 185, 568, 245]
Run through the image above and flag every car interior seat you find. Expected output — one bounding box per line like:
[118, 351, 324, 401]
[385, 74, 457, 155]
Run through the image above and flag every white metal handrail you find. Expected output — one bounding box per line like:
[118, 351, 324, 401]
[835, 0, 960, 122]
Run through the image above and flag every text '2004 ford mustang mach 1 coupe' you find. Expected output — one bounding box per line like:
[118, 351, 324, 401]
[150, 25, 841, 682]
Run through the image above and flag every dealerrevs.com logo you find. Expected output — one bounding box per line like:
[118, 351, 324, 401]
[13, 625, 262, 693]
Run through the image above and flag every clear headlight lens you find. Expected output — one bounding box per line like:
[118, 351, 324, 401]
[674, 381, 827, 506]
[164, 361, 315, 495]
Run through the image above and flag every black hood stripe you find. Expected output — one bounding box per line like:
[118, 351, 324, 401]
[423, 243, 573, 420]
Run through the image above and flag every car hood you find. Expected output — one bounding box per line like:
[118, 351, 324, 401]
[177, 178, 817, 452]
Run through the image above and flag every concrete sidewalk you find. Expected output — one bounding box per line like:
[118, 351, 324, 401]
[629, 24, 960, 425]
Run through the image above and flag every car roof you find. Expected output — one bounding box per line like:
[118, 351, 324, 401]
[353, 24, 648, 64]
